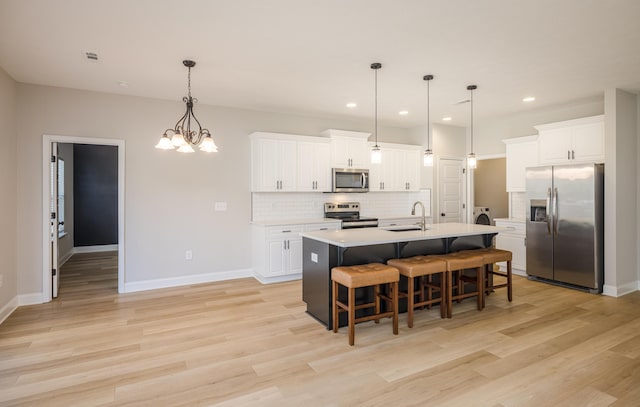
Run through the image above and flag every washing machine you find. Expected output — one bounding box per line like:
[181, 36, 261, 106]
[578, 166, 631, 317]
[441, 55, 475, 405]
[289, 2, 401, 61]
[473, 207, 493, 225]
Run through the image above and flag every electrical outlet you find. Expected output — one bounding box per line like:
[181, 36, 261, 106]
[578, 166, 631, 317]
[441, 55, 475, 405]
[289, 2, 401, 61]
[214, 202, 227, 211]
[185, 250, 193, 260]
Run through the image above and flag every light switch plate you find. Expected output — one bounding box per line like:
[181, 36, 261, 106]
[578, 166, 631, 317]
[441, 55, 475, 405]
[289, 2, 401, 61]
[214, 202, 227, 211]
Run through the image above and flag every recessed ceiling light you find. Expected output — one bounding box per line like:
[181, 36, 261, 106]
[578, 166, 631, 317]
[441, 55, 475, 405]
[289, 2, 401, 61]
[399, 110, 409, 115]
[442, 117, 452, 121]
[523, 96, 536, 102]
[346, 102, 357, 108]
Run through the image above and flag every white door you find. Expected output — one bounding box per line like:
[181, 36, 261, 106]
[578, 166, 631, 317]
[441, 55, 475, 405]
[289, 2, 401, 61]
[438, 158, 464, 223]
[49, 142, 60, 298]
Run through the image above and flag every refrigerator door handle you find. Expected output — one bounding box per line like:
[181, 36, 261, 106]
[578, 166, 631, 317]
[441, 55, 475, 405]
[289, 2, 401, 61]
[546, 187, 552, 235]
[553, 187, 559, 235]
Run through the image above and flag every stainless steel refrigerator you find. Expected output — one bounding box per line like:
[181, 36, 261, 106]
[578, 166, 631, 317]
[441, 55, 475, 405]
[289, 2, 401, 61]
[525, 163, 604, 292]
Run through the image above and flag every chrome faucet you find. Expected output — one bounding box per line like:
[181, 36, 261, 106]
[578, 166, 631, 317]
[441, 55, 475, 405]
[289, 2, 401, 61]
[411, 201, 427, 231]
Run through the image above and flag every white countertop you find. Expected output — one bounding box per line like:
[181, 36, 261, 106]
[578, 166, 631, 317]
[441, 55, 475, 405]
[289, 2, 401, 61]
[300, 223, 509, 248]
[251, 218, 341, 227]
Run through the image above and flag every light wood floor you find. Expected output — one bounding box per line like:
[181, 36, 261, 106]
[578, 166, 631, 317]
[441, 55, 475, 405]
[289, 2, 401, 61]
[1, 252, 640, 406]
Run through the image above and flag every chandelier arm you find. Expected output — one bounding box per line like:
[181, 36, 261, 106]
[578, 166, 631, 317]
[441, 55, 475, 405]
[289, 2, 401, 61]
[174, 104, 190, 132]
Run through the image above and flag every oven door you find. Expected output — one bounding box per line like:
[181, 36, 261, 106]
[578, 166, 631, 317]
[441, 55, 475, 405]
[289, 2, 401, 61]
[332, 168, 369, 193]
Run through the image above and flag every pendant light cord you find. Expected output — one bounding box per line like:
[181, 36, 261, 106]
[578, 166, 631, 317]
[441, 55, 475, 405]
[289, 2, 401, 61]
[470, 87, 473, 153]
[427, 78, 430, 149]
[374, 67, 378, 146]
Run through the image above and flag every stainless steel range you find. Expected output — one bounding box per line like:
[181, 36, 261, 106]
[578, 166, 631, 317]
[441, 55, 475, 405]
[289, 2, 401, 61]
[324, 202, 378, 229]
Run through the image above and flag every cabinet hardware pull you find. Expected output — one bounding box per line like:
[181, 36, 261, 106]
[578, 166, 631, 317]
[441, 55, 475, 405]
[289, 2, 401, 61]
[320, 228, 328, 230]
[572, 150, 575, 160]
[567, 150, 570, 160]
[282, 230, 291, 233]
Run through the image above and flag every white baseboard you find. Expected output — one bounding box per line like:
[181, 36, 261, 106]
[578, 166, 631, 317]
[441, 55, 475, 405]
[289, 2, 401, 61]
[59, 250, 73, 267]
[124, 268, 254, 293]
[0, 296, 18, 325]
[73, 244, 119, 254]
[602, 281, 638, 297]
[18, 292, 44, 305]
[253, 273, 301, 284]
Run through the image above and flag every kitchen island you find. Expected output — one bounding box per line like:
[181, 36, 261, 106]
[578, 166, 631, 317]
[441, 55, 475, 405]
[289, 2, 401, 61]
[300, 223, 509, 328]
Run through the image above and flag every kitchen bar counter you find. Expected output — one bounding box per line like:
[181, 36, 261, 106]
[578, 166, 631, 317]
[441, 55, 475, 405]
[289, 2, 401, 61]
[302, 222, 508, 328]
[300, 223, 508, 247]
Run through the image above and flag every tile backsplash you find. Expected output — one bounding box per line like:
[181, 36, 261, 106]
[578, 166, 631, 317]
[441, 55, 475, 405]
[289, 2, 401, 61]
[252, 190, 432, 221]
[510, 192, 527, 219]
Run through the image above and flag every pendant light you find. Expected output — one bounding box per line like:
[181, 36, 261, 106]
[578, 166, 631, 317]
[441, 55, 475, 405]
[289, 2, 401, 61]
[467, 84, 477, 169]
[155, 60, 218, 153]
[370, 62, 382, 164]
[423, 74, 434, 167]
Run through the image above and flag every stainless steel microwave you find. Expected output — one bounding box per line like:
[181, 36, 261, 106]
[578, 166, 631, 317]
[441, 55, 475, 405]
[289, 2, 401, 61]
[332, 168, 369, 193]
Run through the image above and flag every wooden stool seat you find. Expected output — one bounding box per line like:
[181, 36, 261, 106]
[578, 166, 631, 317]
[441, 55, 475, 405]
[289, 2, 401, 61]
[332, 263, 400, 288]
[439, 251, 485, 318]
[387, 256, 448, 326]
[331, 263, 399, 346]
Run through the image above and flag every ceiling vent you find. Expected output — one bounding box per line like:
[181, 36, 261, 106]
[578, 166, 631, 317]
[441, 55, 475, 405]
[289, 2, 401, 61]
[83, 51, 99, 62]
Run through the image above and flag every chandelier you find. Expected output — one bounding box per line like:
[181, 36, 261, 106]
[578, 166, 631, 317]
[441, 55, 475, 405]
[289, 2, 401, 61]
[155, 60, 218, 153]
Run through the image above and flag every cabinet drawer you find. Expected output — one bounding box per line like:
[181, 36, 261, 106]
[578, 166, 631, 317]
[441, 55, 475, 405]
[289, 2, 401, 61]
[266, 225, 304, 238]
[304, 223, 340, 232]
[495, 221, 525, 235]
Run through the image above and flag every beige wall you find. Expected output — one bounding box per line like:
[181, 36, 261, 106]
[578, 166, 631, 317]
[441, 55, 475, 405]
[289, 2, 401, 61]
[14, 83, 411, 297]
[473, 158, 508, 220]
[0, 67, 17, 316]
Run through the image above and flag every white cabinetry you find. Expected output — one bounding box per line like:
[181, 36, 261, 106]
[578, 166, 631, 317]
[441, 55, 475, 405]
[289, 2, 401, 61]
[252, 221, 340, 283]
[394, 148, 421, 191]
[494, 219, 526, 275]
[369, 148, 396, 191]
[535, 115, 604, 165]
[297, 140, 331, 191]
[251, 132, 332, 192]
[369, 143, 421, 191]
[323, 129, 370, 169]
[503, 135, 538, 192]
[251, 134, 297, 192]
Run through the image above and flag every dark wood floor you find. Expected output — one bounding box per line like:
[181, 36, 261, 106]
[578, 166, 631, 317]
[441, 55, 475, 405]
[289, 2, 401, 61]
[1, 252, 640, 406]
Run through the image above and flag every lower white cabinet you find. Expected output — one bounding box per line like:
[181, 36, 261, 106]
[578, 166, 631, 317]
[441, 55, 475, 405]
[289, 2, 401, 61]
[252, 222, 340, 283]
[494, 219, 526, 275]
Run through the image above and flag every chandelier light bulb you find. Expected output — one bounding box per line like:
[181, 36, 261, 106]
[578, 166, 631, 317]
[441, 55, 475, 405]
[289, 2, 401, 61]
[199, 135, 218, 152]
[155, 134, 175, 150]
[171, 132, 186, 146]
[177, 143, 195, 153]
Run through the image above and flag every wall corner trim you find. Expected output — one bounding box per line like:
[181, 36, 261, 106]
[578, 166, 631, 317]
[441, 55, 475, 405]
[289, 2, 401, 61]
[602, 281, 638, 297]
[0, 296, 19, 325]
[18, 293, 44, 306]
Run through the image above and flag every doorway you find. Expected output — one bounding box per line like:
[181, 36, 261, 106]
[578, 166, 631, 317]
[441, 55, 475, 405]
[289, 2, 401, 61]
[438, 157, 465, 223]
[42, 135, 125, 303]
[473, 157, 509, 221]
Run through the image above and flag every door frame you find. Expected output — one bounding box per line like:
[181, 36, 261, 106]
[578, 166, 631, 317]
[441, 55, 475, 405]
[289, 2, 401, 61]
[41, 135, 125, 302]
[436, 156, 467, 224]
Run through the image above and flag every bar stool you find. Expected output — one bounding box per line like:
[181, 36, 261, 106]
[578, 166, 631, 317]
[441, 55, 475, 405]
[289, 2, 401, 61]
[439, 251, 485, 318]
[471, 248, 513, 304]
[331, 263, 399, 346]
[387, 256, 448, 327]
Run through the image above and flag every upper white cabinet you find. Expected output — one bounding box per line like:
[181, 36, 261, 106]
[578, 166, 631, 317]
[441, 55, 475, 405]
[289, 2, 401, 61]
[251, 135, 297, 192]
[394, 147, 421, 191]
[503, 135, 539, 192]
[297, 140, 331, 192]
[369, 143, 421, 191]
[535, 115, 604, 165]
[251, 132, 331, 192]
[322, 129, 370, 169]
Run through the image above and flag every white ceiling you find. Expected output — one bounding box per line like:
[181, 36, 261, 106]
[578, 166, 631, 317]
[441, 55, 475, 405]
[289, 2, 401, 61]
[1, 0, 639, 129]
